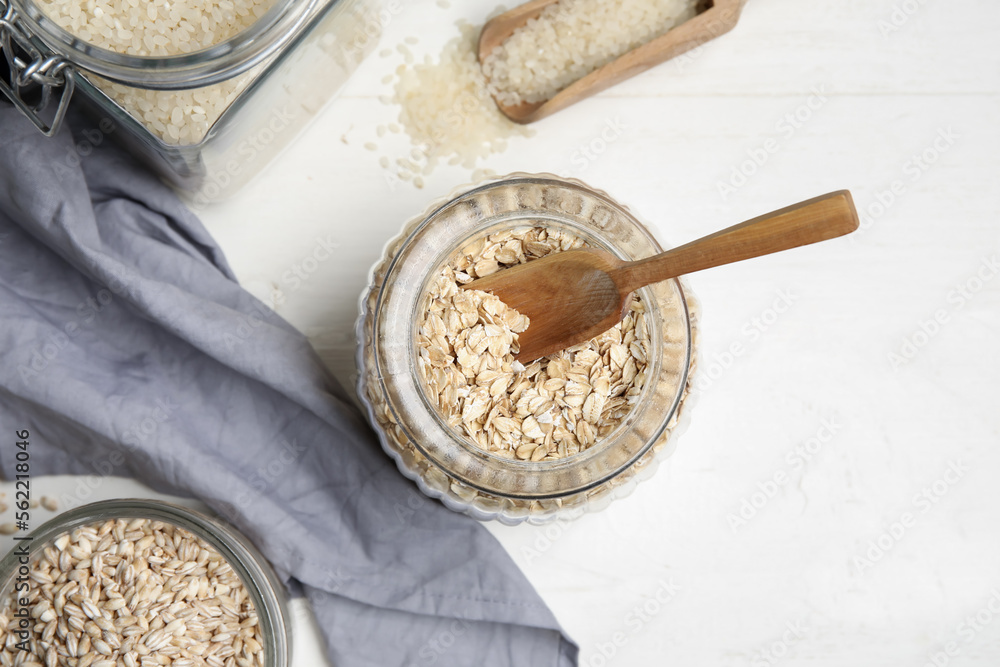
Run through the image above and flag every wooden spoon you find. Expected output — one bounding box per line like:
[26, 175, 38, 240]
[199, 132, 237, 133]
[479, 0, 749, 124]
[464, 190, 859, 362]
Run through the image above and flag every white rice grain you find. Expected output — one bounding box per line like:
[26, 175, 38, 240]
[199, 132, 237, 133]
[482, 0, 700, 107]
[36, 0, 277, 145]
[390, 23, 533, 173]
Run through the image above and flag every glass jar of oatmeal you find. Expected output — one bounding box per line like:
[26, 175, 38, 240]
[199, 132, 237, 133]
[1, 0, 390, 201]
[357, 174, 699, 525]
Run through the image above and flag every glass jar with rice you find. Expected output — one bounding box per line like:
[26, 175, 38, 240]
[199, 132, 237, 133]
[0, 0, 390, 201]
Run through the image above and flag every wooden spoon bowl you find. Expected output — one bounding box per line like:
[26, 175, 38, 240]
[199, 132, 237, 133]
[464, 190, 859, 362]
[479, 0, 750, 124]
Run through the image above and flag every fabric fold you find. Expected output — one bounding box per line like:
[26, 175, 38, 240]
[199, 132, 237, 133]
[0, 106, 578, 667]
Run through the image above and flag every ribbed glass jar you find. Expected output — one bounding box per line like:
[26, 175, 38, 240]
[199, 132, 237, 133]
[357, 174, 700, 525]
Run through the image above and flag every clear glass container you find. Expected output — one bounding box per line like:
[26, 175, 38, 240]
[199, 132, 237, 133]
[0, 499, 291, 666]
[357, 174, 700, 525]
[1, 0, 388, 201]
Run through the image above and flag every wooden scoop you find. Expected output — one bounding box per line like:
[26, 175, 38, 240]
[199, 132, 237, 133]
[479, 0, 749, 124]
[464, 190, 859, 362]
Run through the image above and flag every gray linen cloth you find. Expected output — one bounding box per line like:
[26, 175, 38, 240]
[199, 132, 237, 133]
[0, 106, 578, 667]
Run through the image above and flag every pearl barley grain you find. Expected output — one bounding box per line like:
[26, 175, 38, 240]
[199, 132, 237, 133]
[0, 519, 266, 667]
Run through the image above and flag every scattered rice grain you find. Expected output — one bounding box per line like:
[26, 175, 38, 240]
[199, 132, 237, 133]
[482, 0, 699, 107]
[389, 22, 533, 174]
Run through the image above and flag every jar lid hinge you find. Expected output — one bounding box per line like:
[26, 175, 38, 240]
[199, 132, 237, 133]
[1, 0, 75, 137]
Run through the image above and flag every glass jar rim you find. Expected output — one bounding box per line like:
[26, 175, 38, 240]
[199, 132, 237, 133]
[0, 499, 291, 667]
[368, 175, 695, 500]
[11, 0, 319, 88]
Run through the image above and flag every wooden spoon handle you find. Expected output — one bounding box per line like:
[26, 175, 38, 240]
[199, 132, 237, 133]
[614, 190, 859, 294]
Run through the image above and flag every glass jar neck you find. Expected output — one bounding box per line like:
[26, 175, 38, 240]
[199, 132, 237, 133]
[11, 0, 319, 89]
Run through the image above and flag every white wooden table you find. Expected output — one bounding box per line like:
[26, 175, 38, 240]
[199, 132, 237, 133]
[5, 0, 999, 664]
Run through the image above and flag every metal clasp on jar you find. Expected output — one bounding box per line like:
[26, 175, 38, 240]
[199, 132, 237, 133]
[0, 0, 74, 136]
